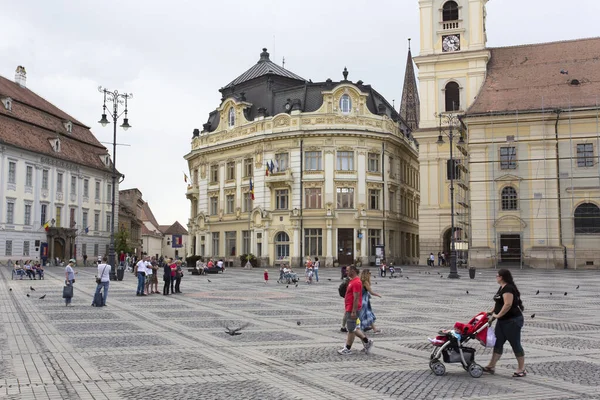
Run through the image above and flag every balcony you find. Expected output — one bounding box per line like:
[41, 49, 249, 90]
[186, 184, 199, 200]
[442, 20, 461, 30]
[266, 169, 293, 187]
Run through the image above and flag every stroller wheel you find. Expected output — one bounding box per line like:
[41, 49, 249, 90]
[468, 363, 484, 378]
[429, 360, 446, 376]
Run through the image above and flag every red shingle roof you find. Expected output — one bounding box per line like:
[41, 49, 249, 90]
[141, 202, 160, 228]
[467, 37, 600, 115]
[0, 75, 110, 171]
[160, 221, 188, 235]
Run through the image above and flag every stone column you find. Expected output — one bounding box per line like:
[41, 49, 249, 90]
[326, 225, 333, 267]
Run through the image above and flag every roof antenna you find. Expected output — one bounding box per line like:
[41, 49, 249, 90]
[408, 38, 411, 51]
[282, 57, 286, 69]
[393, 99, 395, 108]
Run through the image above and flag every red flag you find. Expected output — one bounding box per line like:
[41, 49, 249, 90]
[250, 179, 255, 200]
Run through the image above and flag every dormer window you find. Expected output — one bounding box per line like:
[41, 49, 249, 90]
[100, 155, 110, 167]
[228, 107, 235, 127]
[340, 94, 352, 114]
[1, 97, 12, 111]
[63, 120, 73, 133]
[443, 1, 459, 21]
[50, 138, 61, 153]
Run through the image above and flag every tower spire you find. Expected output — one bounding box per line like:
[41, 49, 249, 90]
[400, 38, 420, 130]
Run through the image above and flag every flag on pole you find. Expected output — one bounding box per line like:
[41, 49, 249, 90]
[249, 179, 255, 200]
[270, 160, 275, 173]
[183, 172, 189, 183]
[265, 163, 269, 176]
[84, 226, 89, 234]
[273, 159, 279, 172]
[43, 221, 50, 232]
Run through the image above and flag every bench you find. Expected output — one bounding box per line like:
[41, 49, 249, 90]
[188, 268, 204, 276]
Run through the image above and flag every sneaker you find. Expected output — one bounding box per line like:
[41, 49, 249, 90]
[337, 347, 353, 355]
[340, 327, 348, 333]
[362, 339, 374, 354]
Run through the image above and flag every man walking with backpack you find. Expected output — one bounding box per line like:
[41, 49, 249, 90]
[338, 265, 373, 355]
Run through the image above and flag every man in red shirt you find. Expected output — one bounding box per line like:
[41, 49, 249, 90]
[338, 265, 373, 355]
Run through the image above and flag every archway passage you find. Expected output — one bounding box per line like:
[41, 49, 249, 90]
[53, 238, 65, 261]
[442, 227, 463, 255]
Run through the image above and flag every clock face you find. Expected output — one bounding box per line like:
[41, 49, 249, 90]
[442, 35, 461, 52]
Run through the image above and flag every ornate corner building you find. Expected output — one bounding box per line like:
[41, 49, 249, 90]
[185, 49, 420, 268]
[414, 0, 600, 269]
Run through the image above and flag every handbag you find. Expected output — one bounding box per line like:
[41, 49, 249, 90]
[62, 284, 73, 299]
[486, 327, 497, 348]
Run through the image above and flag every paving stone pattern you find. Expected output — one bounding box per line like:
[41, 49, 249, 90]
[2, 264, 600, 399]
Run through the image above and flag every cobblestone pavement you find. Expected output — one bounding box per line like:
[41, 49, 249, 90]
[1, 265, 600, 399]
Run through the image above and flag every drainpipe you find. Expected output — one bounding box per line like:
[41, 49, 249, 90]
[554, 110, 568, 269]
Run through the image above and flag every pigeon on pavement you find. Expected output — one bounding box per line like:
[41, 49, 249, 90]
[576, 285, 580, 289]
[536, 290, 539, 295]
[26, 293, 30, 297]
[30, 286, 35, 291]
[207, 279, 211, 283]
[225, 323, 249, 336]
[531, 314, 536, 319]
[39, 294, 46, 299]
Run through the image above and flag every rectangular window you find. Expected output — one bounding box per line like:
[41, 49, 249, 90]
[243, 192, 252, 212]
[8, 161, 16, 184]
[225, 231, 236, 256]
[57, 172, 63, 192]
[106, 213, 111, 231]
[304, 228, 323, 256]
[305, 188, 322, 209]
[212, 232, 220, 255]
[95, 181, 100, 200]
[94, 243, 99, 257]
[336, 151, 354, 171]
[389, 191, 396, 212]
[107, 184, 112, 202]
[226, 162, 236, 180]
[71, 176, 77, 194]
[244, 158, 253, 177]
[55, 206, 62, 227]
[226, 194, 235, 214]
[69, 208, 75, 228]
[500, 147, 517, 170]
[23, 241, 30, 256]
[82, 244, 87, 257]
[94, 212, 100, 231]
[6, 202, 14, 224]
[5, 240, 12, 256]
[82, 211, 88, 231]
[305, 151, 322, 171]
[446, 159, 461, 180]
[210, 165, 219, 183]
[42, 170, 49, 190]
[24, 204, 31, 225]
[577, 143, 594, 167]
[275, 153, 289, 172]
[242, 230, 250, 254]
[369, 229, 381, 257]
[368, 153, 380, 173]
[275, 189, 288, 210]
[336, 187, 354, 209]
[41, 204, 47, 226]
[210, 197, 218, 216]
[83, 179, 89, 197]
[369, 189, 380, 210]
[25, 166, 33, 187]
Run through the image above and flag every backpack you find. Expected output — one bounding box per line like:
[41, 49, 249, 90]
[338, 278, 349, 298]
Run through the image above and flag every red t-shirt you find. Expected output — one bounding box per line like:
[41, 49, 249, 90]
[119, 253, 125, 262]
[170, 264, 177, 277]
[344, 277, 363, 312]
[264, 272, 269, 280]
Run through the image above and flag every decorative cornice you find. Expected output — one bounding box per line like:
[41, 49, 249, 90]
[207, 190, 219, 197]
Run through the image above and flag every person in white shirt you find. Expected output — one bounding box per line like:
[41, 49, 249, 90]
[135, 256, 148, 296]
[217, 259, 224, 270]
[144, 258, 153, 295]
[94, 256, 111, 306]
[313, 257, 320, 283]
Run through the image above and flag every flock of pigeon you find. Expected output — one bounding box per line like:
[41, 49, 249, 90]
[9, 285, 46, 299]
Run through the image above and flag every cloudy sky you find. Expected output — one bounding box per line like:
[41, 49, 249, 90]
[1, 0, 598, 226]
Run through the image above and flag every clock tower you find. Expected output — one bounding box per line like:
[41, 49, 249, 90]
[413, 0, 490, 265]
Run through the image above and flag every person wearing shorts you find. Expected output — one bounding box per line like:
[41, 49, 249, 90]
[338, 265, 373, 355]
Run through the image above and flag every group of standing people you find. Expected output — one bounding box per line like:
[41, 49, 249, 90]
[304, 257, 320, 283]
[428, 252, 448, 266]
[134, 256, 183, 296]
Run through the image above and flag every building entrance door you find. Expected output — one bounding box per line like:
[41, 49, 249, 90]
[500, 234, 521, 264]
[337, 228, 354, 265]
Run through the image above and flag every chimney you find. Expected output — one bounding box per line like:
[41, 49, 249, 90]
[15, 66, 27, 88]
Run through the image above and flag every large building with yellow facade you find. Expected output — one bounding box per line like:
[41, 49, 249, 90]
[414, 0, 600, 268]
[185, 49, 420, 268]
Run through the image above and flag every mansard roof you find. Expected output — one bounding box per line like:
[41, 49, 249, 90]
[222, 48, 305, 89]
[467, 37, 600, 115]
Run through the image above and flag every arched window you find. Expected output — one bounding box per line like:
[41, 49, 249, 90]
[445, 81, 460, 111]
[228, 107, 235, 127]
[340, 94, 352, 114]
[443, 1, 459, 21]
[275, 232, 290, 259]
[501, 186, 518, 210]
[574, 203, 600, 234]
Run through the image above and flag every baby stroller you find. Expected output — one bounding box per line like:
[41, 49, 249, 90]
[428, 312, 493, 378]
[277, 270, 299, 284]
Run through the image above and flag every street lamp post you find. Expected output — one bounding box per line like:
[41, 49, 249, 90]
[436, 113, 464, 279]
[98, 87, 132, 280]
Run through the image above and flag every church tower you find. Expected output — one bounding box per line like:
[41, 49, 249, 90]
[400, 39, 420, 131]
[413, 0, 490, 264]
